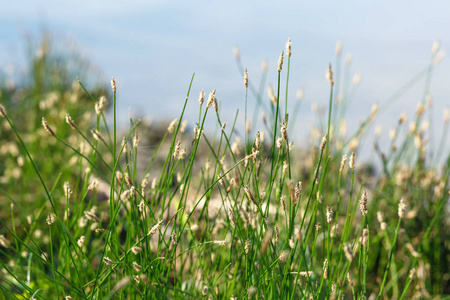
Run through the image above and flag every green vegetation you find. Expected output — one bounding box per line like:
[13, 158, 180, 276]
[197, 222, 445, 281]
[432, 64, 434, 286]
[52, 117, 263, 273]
[0, 35, 448, 299]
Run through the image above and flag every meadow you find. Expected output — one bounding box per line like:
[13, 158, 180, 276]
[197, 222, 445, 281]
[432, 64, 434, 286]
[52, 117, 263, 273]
[0, 34, 449, 299]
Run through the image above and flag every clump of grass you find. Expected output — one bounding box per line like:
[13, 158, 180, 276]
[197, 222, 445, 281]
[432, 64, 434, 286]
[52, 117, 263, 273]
[0, 36, 448, 299]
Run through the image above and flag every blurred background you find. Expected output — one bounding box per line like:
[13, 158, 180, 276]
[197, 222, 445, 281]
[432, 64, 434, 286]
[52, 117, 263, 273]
[1, 0, 449, 154]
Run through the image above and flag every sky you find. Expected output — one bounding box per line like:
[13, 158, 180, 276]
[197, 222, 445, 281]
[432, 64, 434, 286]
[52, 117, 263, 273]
[1, 1, 449, 160]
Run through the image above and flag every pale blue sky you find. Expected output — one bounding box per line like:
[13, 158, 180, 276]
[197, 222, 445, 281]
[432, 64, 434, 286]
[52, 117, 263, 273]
[1, 1, 449, 155]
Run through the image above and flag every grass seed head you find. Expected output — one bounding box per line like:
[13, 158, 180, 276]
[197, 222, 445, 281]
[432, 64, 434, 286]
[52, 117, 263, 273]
[65, 114, 77, 130]
[198, 89, 204, 104]
[278, 51, 284, 72]
[276, 137, 282, 149]
[84, 211, 99, 223]
[147, 219, 163, 236]
[0, 235, 10, 248]
[349, 152, 355, 170]
[42, 117, 56, 136]
[95, 96, 106, 115]
[326, 63, 334, 86]
[347, 272, 354, 286]
[286, 37, 291, 58]
[131, 246, 142, 255]
[133, 130, 139, 148]
[87, 178, 99, 191]
[213, 240, 226, 246]
[326, 206, 333, 223]
[244, 185, 258, 207]
[206, 89, 216, 109]
[63, 182, 73, 199]
[132, 261, 142, 272]
[255, 131, 261, 149]
[167, 118, 178, 133]
[320, 135, 327, 150]
[279, 249, 290, 263]
[244, 69, 248, 88]
[344, 244, 353, 261]
[104, 257, 113, 265]
[323, 259, 328, 279]
[46, 213, 56, 225]
[111, 77, 116, 93]
[245, 238, 251, 254]
[202, 286, 209, 296]
[91, 129, 104, 142]
[360, 191, 368, 216]
[77, 236, 85, 248]
[281, 120, 288, 142]
[339, 154, 347, 173]
[398, 198, 406, 218]
[0, 104, 6, 117]
[124, 172, 133, 186]
[275, 225, 280, 243]
[228, 208, 236, 227]
[173, 140, 181, 159]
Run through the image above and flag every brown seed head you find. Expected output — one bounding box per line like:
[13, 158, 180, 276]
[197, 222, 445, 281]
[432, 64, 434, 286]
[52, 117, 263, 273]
[275, 225, 280, 243]
[244, 185, 258, 206]
[228, 208, 236, 227]
[42, 117, 56, 136]
[244, 69, 248, 88]
[281, 120, 288, 142]
[124, 172, 133, 186]
[280, 195, 286, 211]
[65, 113, 77, 129]
[103, 257, 113, 265]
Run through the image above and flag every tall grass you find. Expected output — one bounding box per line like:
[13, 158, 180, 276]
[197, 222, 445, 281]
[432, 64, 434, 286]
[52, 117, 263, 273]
[0, 35, 448, 299]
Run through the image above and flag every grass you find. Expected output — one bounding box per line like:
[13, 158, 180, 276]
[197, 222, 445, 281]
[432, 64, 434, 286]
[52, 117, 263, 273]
[0, 34, 449, 299]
